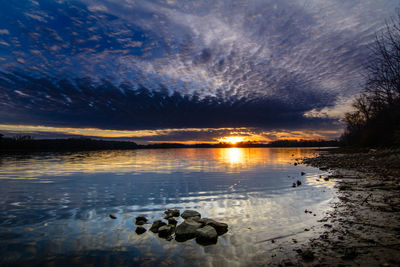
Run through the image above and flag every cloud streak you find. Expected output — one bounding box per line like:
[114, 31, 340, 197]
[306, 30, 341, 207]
[0, 124, 341, 144]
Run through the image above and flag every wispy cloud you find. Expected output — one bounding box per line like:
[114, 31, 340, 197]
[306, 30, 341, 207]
[0, 0, 397, 137]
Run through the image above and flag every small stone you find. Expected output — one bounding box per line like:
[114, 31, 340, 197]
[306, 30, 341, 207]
[301, 172, 306, 176]
[195, 225, 218, 245]
[181, 210, 201, 220]
[292, 183, 297, 188]
[150, 220, 167, 233]
[300, 250, 315, 261]
[136, 220, 146, 225]
[109, 214, 117, 219]
[323, 224, 332, 228]
[304, 228, 310, 231]
[342, 248, 357, 260]
[135, 226, 146, 235]
[296, 180, 302, 186]
[281, 259, 294, 266]
[324, 177, 329, 181]
[158, 225, 175, 238]
[294, 162, 298, 166]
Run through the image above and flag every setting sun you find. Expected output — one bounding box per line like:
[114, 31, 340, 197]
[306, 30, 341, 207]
[219, 136, 245, 144]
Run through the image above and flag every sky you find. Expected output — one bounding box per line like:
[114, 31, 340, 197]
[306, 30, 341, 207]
[0, 0, 397, 143]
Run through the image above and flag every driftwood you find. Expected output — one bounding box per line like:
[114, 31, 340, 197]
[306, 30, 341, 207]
[361, 193, 373, 205]
[256, 230, 306, 244]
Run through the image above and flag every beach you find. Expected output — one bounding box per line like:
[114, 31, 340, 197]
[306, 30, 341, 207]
[296, 148, 400, 266]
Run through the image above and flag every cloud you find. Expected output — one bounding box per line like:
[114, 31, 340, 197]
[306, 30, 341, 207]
[87, 4, 108, 12]
[304, 97, 355, 119]
[0, 0, 397, 139]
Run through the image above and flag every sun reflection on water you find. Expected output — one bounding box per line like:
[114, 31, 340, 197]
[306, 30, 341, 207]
[225, 148, 242, 164]
[0, 148, 321, 179]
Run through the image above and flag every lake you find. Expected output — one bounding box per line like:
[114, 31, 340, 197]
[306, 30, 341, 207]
[0, 148, 335, 266]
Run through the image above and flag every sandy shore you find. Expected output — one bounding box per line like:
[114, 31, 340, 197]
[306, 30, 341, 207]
[291, 148, 400, 266]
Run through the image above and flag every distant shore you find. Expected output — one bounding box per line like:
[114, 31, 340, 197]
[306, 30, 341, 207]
[297, 148, 400, 266]
[0, 136, 339, 151]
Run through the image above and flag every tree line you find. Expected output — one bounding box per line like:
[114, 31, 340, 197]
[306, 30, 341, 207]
[342, 13, 400, 147]
[0, 134, 339, 151]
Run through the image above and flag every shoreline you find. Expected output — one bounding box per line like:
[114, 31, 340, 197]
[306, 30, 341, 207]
[294, 148, 400, 266]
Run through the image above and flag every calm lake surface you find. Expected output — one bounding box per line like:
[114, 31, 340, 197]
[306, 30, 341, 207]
[0, 148, 335, 266]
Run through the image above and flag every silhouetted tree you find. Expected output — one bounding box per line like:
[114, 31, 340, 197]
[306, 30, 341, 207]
[342, 12, 400, 146]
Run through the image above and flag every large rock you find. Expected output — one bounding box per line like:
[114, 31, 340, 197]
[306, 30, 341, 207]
[198, 218, 228, 235]
[136, 220, 145, 225]
[158, 224, 175, 238]
[135, 216, 148, 225]
[181, 210, 201, 221]
[175, 220, 202, 241]
[150, 220, 166, 233]
[168, 217, 178, 225]
[135, 226, 146, 235]
[164, 209, 180, 218]
[195, 225, 218, 245]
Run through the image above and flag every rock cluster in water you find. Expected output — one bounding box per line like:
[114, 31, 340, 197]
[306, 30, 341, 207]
[292, 180, 302, 188]
[134, 209, 228, 245]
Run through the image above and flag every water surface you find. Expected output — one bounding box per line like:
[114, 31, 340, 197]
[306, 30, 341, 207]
[0, 148, 334, 266]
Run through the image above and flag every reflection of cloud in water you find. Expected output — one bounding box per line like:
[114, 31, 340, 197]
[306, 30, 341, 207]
[0, 148, 335, 266]
[9, 186, 334, 266]
[0, 148, 320, 179]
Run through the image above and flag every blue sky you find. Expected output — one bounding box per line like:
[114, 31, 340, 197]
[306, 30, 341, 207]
[0, 0, 397, 143]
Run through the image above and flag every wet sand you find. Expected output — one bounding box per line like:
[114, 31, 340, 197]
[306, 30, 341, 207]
[294, 148, 400, 266]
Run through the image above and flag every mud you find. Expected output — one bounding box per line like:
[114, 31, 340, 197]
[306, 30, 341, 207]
[291, 148, 400, 266]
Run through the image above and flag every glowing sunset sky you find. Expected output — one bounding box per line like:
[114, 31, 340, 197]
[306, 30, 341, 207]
[0, 0, 397, 143]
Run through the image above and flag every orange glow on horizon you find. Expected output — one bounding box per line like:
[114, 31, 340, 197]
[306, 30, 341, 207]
[218, 136, 246, 144]
[146, 140, 216, 145]
[0, 124, 341, 143]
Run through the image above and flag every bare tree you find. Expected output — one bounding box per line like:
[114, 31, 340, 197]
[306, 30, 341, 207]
[366, 13, 400, 110]
[342, 12, 400, 146]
